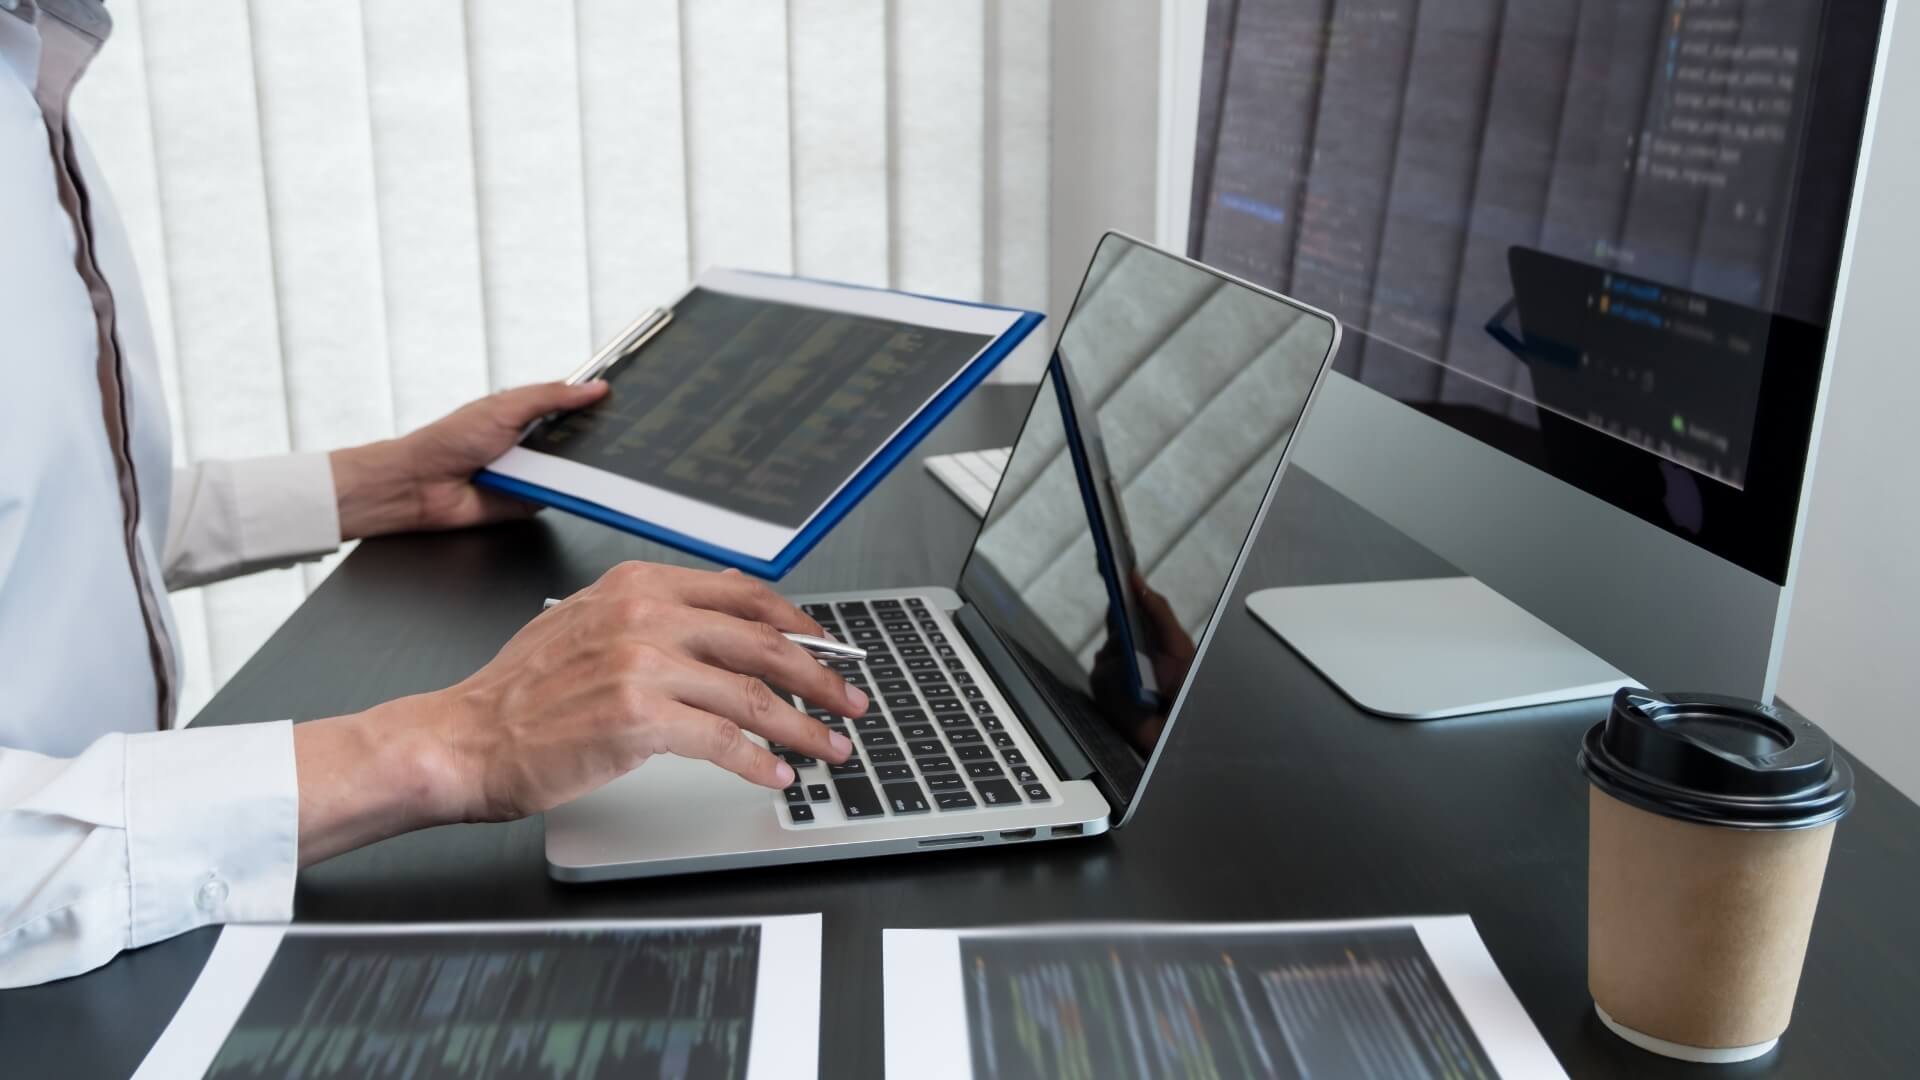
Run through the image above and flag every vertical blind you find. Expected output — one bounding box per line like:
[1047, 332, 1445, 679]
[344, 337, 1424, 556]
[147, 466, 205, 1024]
[71, 0, 1053, 720]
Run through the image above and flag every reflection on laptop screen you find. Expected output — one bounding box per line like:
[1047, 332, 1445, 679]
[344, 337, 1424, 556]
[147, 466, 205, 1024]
[958, 235, 1338, 809]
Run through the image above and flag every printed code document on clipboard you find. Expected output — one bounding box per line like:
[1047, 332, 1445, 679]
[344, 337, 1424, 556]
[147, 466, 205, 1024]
[479, 269, 1043, 579]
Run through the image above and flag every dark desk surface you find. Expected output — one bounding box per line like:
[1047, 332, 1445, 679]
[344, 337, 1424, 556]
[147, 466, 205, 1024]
[9, 386, 1917, 1079]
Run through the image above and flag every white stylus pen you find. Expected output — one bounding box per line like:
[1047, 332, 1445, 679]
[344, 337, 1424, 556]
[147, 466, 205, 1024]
[540, 597, 867, 661]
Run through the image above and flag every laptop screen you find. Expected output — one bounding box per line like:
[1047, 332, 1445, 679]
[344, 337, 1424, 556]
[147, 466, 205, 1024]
[957, 234, 1339, 816]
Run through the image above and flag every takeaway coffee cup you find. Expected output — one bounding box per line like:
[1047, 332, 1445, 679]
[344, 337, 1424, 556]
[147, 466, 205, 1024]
[1578, 690, 1854, 1063]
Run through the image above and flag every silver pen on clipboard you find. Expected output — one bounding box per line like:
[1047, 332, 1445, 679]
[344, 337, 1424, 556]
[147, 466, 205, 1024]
[540, 597, 867, 661]
[567, 307, 674, 385]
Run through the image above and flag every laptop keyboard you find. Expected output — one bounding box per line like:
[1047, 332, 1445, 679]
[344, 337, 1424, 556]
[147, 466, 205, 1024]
[767, 596, 1052, 825]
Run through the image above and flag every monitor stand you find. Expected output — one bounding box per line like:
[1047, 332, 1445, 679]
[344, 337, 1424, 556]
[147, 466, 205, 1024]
[1245, 576, 1635, 720]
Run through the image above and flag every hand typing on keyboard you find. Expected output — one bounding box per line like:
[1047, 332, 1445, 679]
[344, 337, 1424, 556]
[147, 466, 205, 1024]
[389, 563, 864, 828]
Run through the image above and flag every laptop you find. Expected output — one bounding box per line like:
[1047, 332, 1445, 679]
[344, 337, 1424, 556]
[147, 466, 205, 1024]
[545, 233, 1342, 881]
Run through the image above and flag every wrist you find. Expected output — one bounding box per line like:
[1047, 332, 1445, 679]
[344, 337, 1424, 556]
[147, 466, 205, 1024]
[329, 439, 425, 540]
[291, 693, 467, 865]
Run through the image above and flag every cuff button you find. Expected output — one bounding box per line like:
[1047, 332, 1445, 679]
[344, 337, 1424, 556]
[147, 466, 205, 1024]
[195, 874, 229, 913]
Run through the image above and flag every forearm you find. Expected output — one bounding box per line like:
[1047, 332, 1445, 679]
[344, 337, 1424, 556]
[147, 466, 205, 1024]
[328, 441, 422, 542]
[292, 695, 459, 866]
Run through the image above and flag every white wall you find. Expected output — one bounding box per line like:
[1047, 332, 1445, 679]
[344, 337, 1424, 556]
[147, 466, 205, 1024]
[1779, 4, 1920, 802]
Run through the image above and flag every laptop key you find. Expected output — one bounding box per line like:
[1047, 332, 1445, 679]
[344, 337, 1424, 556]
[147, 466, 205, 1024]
[937, 712, 974, 729]
[901, 723, 938, 741]
[981, 716, 1006, 732]
[954, 672, 974, 686]
[1012, 766, 1039, 784]
[868, 747, 905, 763]
[845, 615, 877, 630]
[990, 732, 1016, 748]
[1003, 750, 1027, 766]
[885, 693, 919, 710]
[834, 776, 884, 818]
[780, 752, 817, 768]
[836, 601, 870, 617]
[899, 644, 930, 658]
[963, 687, 985, 700]
[915, 755, 956, 774]
[852, 628, 884, 645]
[912, 670, 950, 686]
[879, 679, 913, 695]
[873, 598, 902, 610]
[808, 783, 832, 802]
[945, 658, 967, 672]
[893, 708, 928, 724]
[782, 785, 807, 804]
[922, 685, 956, 700]
[882, 781, 930, 814]
[788, 803, 816, 823]
[930, 700, 966, 715]
[948, 728, 984, 745]
[861, 730, 898, 747]
[935, 791, 977, 811]
[970, 700, 996, 715]
[907, 657, 938, 671]
[883, 619, 914, 634]
[966, 761, 1005, 779]
[875, 763, 914, 782]
[936, 645, 957, 658]
[855, 714, 890, 732]
[829, 757, 866, 776]
[906, 739, 944, 757]
[957, 745, 993, 762]
[928, 632, 948, 646]
[871, 665, 904, 680]
[1022, 783, 1052, 802]
[925, 773, 966, 791]
[975, 779, 1021, 806]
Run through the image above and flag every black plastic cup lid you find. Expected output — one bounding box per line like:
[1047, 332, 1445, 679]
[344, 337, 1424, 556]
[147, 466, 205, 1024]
[1579, 690, 1854, 830]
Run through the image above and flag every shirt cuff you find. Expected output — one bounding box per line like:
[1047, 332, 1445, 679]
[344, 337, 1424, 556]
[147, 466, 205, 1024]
[123, 721, 299, 947]
[228, 452, 343, 564]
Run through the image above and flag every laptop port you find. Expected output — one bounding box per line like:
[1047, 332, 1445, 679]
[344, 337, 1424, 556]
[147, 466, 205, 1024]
[1050, 824, 1085, 837]
[998, 828, 1037, 841]
[918, 835, 984, 848]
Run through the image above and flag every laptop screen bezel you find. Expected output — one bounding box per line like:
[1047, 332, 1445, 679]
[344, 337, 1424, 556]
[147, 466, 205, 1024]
[954, 231, 1344, 826]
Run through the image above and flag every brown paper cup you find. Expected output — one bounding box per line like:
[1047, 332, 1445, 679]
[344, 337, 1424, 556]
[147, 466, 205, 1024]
[1588, 785, 1836, 1062]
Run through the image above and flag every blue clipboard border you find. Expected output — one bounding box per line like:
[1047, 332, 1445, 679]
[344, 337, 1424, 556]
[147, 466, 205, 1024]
[474, 298, 1043, 580]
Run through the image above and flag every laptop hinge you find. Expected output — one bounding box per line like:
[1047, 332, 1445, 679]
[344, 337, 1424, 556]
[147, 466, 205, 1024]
[953, 605, 1098, 783]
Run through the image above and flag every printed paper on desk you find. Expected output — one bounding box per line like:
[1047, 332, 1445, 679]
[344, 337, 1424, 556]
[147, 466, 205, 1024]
[883, 915, 1567, 1080]
[135, 914, 821, 1080]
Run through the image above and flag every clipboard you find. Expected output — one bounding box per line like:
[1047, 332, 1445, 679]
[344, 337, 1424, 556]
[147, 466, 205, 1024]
[477, 269, 1043, 578]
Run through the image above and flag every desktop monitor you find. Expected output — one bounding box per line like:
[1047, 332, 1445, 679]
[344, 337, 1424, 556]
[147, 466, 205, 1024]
[1185, 0, 1894, 713]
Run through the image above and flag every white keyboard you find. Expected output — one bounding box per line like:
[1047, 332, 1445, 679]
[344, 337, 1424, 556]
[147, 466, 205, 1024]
[924, 448, 1010, 518]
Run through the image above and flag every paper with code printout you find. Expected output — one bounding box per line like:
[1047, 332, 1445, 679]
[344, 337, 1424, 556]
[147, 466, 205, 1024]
[883, 916, 1566, 1080]
[134, 915, 821, 1080]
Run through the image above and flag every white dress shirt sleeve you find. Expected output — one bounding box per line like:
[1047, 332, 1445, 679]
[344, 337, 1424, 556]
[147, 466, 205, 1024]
[163, 453, 343, 590]
[0, 721, 299, 989]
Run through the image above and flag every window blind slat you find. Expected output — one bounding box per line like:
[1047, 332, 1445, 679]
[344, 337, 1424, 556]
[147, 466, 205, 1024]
[250, 0, 394, 453]
[363, 0, 492, 432]
[577, 0, 693, 342]
[790, 0, 889, 286]
[467, 1, 593, 388]
[682, 1, 794, 273]
[890, 1, 986, 298]
[987, 0, 1050, 379]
